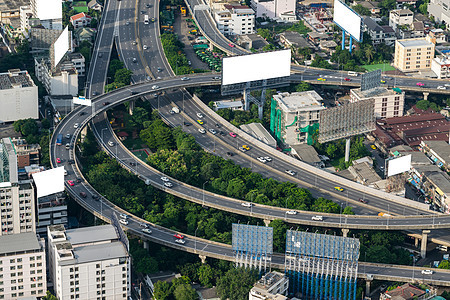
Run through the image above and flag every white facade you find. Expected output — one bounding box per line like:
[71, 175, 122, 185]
[68, 53, 86, 76]
[350, 87, 405, 119]
[431, 55, 450, 79]
[19, 6, 33, 33]
[214, 4, 255, 36]
[249, 271, 288, 300]
[428, 0, 450, 30]
[389, 9, 414, 31]
[48, 225, 131, 300]
[35, 58, 78, 96]
[0, 70, 38, 123]
[70, 13, 92, 29]
[250, 0, 296, 19]
[36, 192, 68, 235]
[0, 232, 47, 300]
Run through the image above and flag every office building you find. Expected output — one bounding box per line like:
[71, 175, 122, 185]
[0, 232, 47, 299]
[431, 55, 450, 79]
[48, 224, 131, 300]
[350, 87, 405, 119]
[214, 4, 255, 36]
[389, 9, 414, 31]
[270, 91, 325, 146]
[250, 0, 295, 20]
[393, 36, 435, 72]
[428, 0, 450, 30]
[249, 271, 288, 300]
[0, 69, 38, 123]
[0, 138, 36, 236]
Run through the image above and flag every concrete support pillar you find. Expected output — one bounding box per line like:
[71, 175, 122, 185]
[345, 138, 351, 162]
[80, 125, 88, 143]
[209, 41, 214, 51]
[258, 104, 263, 120]
[199, 255, 207, 264]
[263, 219, 271, 227]
[243, 90, 250, 111]
[365, 280, 371, 297]
[342, 228, 349, 237]
[415, 237, 419, 248]
[128, 100, 135, 116]
[143, 240, 149, 250]
[421, 230, 431, 258]
[423, 92, 429, 100]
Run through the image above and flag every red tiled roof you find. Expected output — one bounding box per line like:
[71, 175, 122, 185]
[70, 12, 91, 21]
[385, 283, 425, 299]
[384, 113, 444, 126]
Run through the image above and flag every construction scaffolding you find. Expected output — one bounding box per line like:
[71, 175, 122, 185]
[232, 224, 273, 272]
[284, 231, 360, 299]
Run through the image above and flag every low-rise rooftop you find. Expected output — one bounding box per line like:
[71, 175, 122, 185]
[352, 87, 399, 99]
[397, 38, 433, 48]
[0, 232, 42, 255]
[273, 91, 324, 112]
[0, 69, 33, 90]
[66, 224, 118, 245]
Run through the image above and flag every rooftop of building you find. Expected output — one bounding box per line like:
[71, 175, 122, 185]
[420, 140, 450, 159]
[291, 144, 321, 164]
[240, 122, 276, 146]
[0, 232, 42, 255]
[349, 161, 382, 184]
[253, 271, 287, 290]
[0, 69, 34, 90]
[65, 224, 118, 245]
[414, 164, 441, 174]
[364, 17, 383, 32]
[223, 3, 254, 13]
[0, 0, 30, 13]
[61, 241, 128, 265]
[433, 55, 450, 64]
[382, 112, 445, 127]
[413, 21, 425, 31]
[391, 8, 414, 15]
[351, 86, 399, 98]
[425, 171, 450, 194]
[280, 31, 311, 48]
[381, 25, 395, 33]
[273, 91, 324, 112]
[397, 37, 433, 48]
[239, 34, 269, 49]
[384, 283, 425, 299]
[70, 12, 91, 21]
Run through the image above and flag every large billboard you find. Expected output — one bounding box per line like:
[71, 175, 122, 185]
[32, 167, 65, 198]
[333, 0, 363, 42]
[53, 26, 70, 68]
[222, 50, 291, 86]
[232, 223, 273, 255]
[35, 0, 63, 20]
[361, 69, 381, 91]
[319, 99, 375, 143]
[387, 154, 412, 177]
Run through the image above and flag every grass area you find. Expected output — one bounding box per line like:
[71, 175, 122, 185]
[131, 149, 149, 161]
[361, 63, 396, 72]
[121, 137, 145, 150]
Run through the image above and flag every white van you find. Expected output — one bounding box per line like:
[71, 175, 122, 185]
[348, 71, 359, 77]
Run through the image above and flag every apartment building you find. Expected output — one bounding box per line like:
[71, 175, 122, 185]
[36, 192, 67, 236]
[0, 69, 38, 123]
[249, 271, 288, 300]
[393, 36, 435, 72]
[10, 138, 40, 169]
[350, 87, 405, 119]
[0, 138, 36, 236]
[363, 17, 384, 44]
[250, 0, 296, 19]
[431, 55, 450, 79]
[0, 232, 47, 299]
[35, 57, 78, 96]
[19, 5, 33, 34]
[214, 4, 255, 36]
[270, 91, 325, 146]
[48, 225, 131, 300]
[428, 0, 450, 30]
[389, 9, 414, 31]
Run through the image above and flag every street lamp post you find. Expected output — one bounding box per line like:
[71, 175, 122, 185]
[202, 181, 208, 207]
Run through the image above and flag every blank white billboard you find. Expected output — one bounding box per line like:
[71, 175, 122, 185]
[53, 26, 70, 68]
[387, 154, 412, 177]
[73, 96, 92, 106]
[222, 50, 291, 85]
[32, 167, 65, 198]
[35, 0, 63, 20]
[333, 0, 362, 42]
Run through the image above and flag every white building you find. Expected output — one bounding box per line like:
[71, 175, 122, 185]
[48, 224, 131, 300]
[36, 192, 68, 236]
[270, 91, 325, 146]
[431, 55, 450, 79]
[250, 0, 296, 20]
[35, 57, 78, 96]
[70, 12, 92, 29]
[249, 271, 288, 300]
[19, 6, 33, 34]
[0, 138, 36, 236]
[0, 232, 47, 299]
[389, 9, 414, 31]
[214, 4, 255, 36]
[428, 0, 450, 30]
[0, 70, 38, 123]
[68, 52, 86, 76]
[350, 87, 405, 119]
[30, 0, 63, 30]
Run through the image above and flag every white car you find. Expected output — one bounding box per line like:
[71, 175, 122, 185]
[175, 239, 185, 244]
[437, 86, 446, 90]
[142, 228, 152, 234]
[264, 156, 272, 162]
[311, 215, 323, 221]
[152, 85, 159, 90]
[181, 77, 190, 81]
[74, 123, 79, 129]
[108, 141, 115, 147]
[197, 113, 204, 118]
[286, 210, 297, 215]
[143, 45, 148, 50]
[65, 133, 71, 139]
[161, 176, 169, 182]
[285, 170, 296, 176]
[164, 182, 173, 188]
[119, 213, 128, 219]
[421, 269, 433, 275]
[209, 129, 217, 134]
[198, 128, 206, 134]
[119, 219, 129, 225]
[241, 202, 253, 208]
[257, 157, 267, 163]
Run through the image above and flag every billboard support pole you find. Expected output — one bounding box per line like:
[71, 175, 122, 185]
[349, 36, 353, 53]
[341, 31, 345, 51]
[345, 138, 351, 162]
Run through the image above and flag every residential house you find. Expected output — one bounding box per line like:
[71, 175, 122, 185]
[389, 9, 414, 31]
[70, 12, 92, 29]
[87, 0, 103, 11]
[363, 17, 384, 44]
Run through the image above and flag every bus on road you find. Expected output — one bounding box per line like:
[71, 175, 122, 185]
[56, 134, 63, 146]
[144, 15, 149, 24]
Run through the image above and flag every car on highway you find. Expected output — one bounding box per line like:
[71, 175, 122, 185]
[181, 77, 190, 81]
[126, 21, 130, 25]
[213, 76, 221, 80]
[142, 228, 152, 234]
[228, 43, 235, 47]
[219, 131, 225, 136]
[65, 134, 71, 139]
[79, 112, 86, 116]
[416, 82, 424, 87]
[64, 170, 68, 176]
[175, 239, 185, 244]
[67, 180, 75, 186]
[380, 80, 386, 84]
[119, 219, 129, 225]
[242, 145, 250, 151]
[56, 158, 62, 163]
[68, 159, 75, 164]
[226, 152, 234, 156]
[108, 141, 115, 147]
[132, 41, 137, 45]
[151, 17, 156, 22]
[152, 85, 159, 89]
[421, 269, 433, 275]
[140, 223, 149, 228]
[334, 186, 344, 192]
[285, 170, 296, 176]
[79, 192, 87, 198]
[92, 194, 99, 200]
[344, 78, 351, 81]
[174, 234, 184, 239]
[143, 45, 148, 50]
[132, 58, 137, 63]
[119, 213, 128, 219]
[76, 178, 82, 183]
[241, 202, 253, 208]
[198, 128, 206, 134]
[311, 215, 323, 221]
[257, 157, 267, 163]
[74, 123, 79, 129]
[229, 132, 237, 138]
[161, 176, 169, 182]
[103, 101, 110, 106]
[437, 86, 446, 90]
[286, 210, 297, 215]
[215, 123, 221, 128]
[370, 144, 376, 150]
[164, 182, 173, 188]
[183, 122, 192, 126]
[197, 112, 204, 118]
[157, 67, 162, 72]
[197, 119, 204, 125]
[129, 162, 136, 166]
[358, 198, 368, 204]
[209, 129, 217, 134]
[317, 78, 326, 81]
[264, 156, 272, 162]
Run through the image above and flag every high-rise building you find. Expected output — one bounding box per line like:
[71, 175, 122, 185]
[0, 232, 47, 299]
[48, 224, 131, 300]
[393, 36, 435, 72]
[0, 138, 36, 236]
[214, 4, 255, 36]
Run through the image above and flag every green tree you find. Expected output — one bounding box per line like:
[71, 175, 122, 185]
[257, 28, 273, 42]
[269, 219, 288, 252]
[353, 4, 371, 15]
[108, 59, 124, 79]
[42, 291, 58, 300]
[415, 100, 430, 110]
[41, 118, 50, 129]
[438, 260, 450, 269]
[365, 45, 375, 63]
[197, 264, 214, 287]
[419, 0, 429, 15]
[173, 284, 199, 300]
[343, 206, 355, 215]
[153, 281, 172, 300]
[295, 82, 312, 92]
[114, 68, 133, 85]
[217, 268, 258, 300]
[39, 134, 51, 167]
[326, 143, 339, 159]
